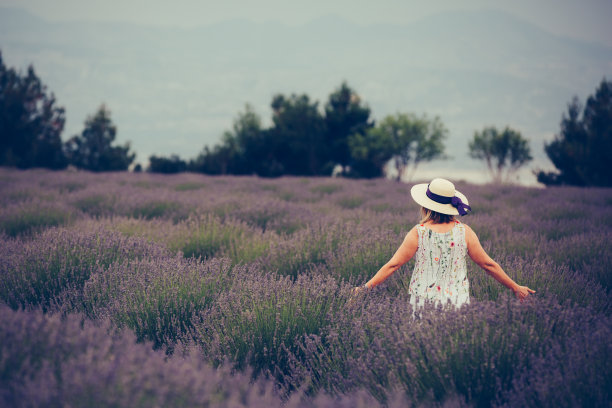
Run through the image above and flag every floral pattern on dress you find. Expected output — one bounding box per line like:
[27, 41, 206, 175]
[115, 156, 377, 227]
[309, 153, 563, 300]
[408, 221, 470, 309]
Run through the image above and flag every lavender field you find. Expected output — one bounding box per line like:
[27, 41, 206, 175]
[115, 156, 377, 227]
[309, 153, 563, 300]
[1, 168, 610, 407]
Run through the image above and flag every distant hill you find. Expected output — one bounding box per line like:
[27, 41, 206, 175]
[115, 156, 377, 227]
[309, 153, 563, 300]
[1, 7, 611, 183]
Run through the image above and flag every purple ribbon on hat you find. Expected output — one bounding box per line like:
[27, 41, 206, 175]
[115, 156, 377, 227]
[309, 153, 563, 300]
[426, 185, 472, 216]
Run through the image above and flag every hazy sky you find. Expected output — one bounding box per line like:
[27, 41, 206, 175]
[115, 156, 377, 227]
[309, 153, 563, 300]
[1, 0, 611, 184]
[1, 0, 612, 46]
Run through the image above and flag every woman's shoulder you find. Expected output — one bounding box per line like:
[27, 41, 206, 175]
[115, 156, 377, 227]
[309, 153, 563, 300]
[458, 221, 473, 232]
[458, 222, 478, 245]
[455, 220, 472, 232]
[409, 224, 423, 233]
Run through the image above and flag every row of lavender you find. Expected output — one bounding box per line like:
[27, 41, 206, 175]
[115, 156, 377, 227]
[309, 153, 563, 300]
[1, 168, 610, 407]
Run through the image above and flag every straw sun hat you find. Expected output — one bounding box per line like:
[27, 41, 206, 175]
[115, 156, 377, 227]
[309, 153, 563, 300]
[410, 178, 471, 216]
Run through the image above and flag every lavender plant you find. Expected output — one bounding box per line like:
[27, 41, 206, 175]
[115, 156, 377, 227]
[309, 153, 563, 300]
[170, 214, 271, 262]
[0, 305, 287, 408]
[189, 269, 348, 388]
[0, 201, 73, 236]
[288, 293, 611, 407]
[83, 256, 238, 349]
[0, 167, 610, 407]
[0, 227, 169, 312]
[260, 222, 351, 279]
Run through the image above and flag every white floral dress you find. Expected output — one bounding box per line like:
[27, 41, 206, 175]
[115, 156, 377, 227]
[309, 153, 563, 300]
[408, 221, 470, 309]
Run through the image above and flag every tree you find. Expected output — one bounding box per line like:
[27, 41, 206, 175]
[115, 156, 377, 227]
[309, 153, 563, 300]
[324, 82, 372, 175]
[189, 134, 240, 175]
[268, 94, 327, 175]
[0, 51, 66, 169]
[536, 79, 612, 186]
[148, 154, 187, 174]
[225, 104, 267, 175]
[469, 126, 532, 183]
[347, 126, 395, 178]
[64, 104, 135, 171]
[189, 104, 270, 175]
[369, 113, 447, 181]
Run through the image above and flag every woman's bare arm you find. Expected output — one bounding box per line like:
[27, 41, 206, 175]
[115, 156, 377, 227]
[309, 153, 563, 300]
[363, 226, 419, 289]
[465, 225, 535, 301]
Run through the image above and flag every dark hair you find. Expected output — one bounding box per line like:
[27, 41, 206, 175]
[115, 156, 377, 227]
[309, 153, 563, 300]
[419, 207, 456, 224]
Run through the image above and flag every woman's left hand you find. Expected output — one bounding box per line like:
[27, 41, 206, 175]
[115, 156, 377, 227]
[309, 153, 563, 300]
[513, 285, 536, 302]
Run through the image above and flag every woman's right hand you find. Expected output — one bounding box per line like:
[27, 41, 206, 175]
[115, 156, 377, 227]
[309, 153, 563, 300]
[513, 285, 536, 301]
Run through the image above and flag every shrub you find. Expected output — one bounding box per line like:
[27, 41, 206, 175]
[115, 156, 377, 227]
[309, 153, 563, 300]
[0, 227, 168, 312]
[260, 222, 349, 279]
[168, 215, 271, 263]
[1, 169, 611, 405]
[336, 195, 365, 209]
[323, 225, 402, 284]
[0, 305, 285, 408]
[130, 200, 189, 222]
[83, 257, 235, 349]
[0, 203, 73, 236]
[174, 182, 206, 191]
[289, 294, 611, 407]
[72, 193, 117, 217]
[190, 269, 347, 389]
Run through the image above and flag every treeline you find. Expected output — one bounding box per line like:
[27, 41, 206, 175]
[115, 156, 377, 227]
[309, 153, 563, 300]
[0, 52, 135, 172]
[151, 87, 448, 179]
[152, 79, 612, 186]
[1, 50, 611, 186]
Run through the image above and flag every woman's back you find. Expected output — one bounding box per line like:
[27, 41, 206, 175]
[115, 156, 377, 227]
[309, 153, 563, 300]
[359, 178, 534, 305]
[409, 220, 470, 308]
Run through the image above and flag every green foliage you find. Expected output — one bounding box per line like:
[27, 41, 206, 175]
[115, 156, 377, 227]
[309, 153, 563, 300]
[347, 125, 396, 178]
[132, 180, 164, 189]
[72, 194, 117, 217]
[0, 205, 72, 236]
[264, 224, 347, 279]
[169, 215, 270, 264]
[469, 126, 532, 183]
[0, 52, 66, 169]
[190, 104, 265, 175]
[0, 228, 167, 312]
[189, 85, 448, 180]
[56, 181, 86, 194]
[537, 78, 612, 186]
[130, 201, 187, 221]
[381, 113, 448, 181]
[192, 83, 378, 178]
[303, 297, 585, 406]
[324, 82, 373, 174]
[326, 237, 400, 284]
[309, 184, 343, 195]
[148, 154, 187, 174]
[336, 196, 365, 209]
[190, 135, 239, 175]
[64, 104, 135, 171]
[194, 93, 329, 177]
[1, 170, 611, 406]
[228, 104, 268, 174]
[347, 113, 448, 179]
[268, 93, 328, 175]
[174, 182, 206, 191]
[195, 271, 345, 384]
[84, 257, 231, 349]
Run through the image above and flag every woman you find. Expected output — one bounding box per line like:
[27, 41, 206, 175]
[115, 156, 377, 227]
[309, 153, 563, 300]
[356, 178, 535, 308]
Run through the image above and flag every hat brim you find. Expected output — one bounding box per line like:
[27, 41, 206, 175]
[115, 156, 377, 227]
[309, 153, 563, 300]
[410, 183, 469, 216]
